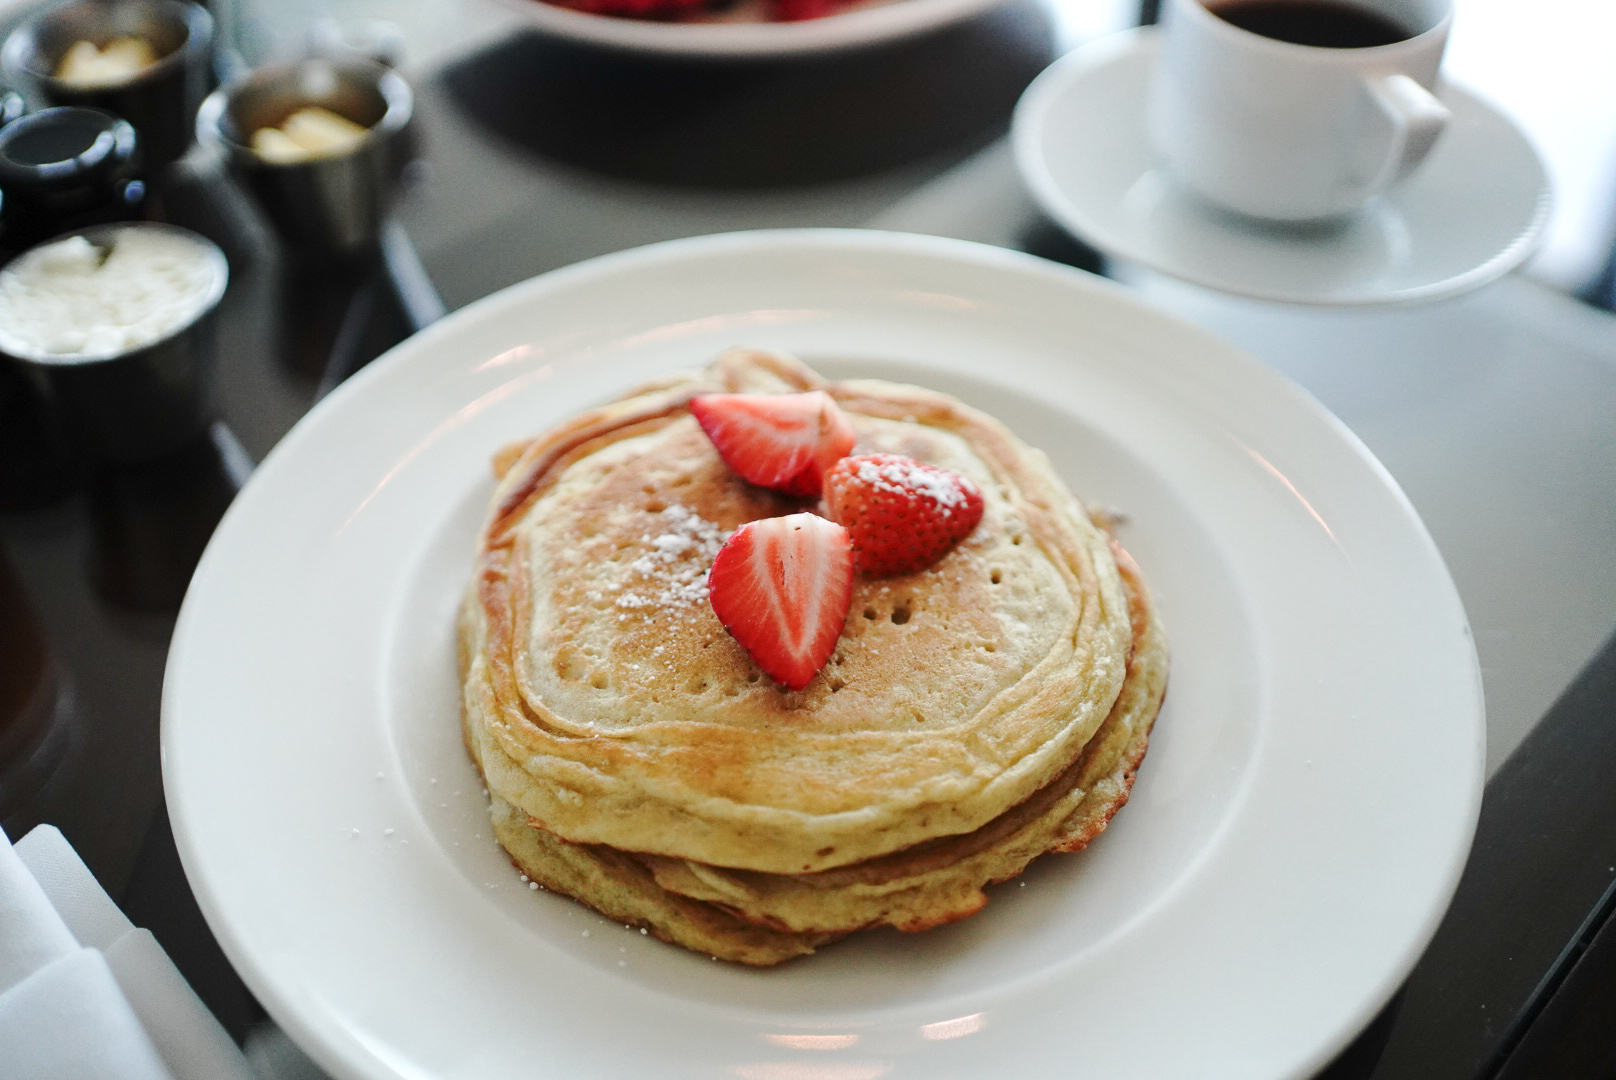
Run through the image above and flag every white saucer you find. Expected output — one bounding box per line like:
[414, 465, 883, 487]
[1012, 29, 1551, 306]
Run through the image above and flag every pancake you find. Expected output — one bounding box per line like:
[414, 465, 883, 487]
[460, 348, 1168, 963]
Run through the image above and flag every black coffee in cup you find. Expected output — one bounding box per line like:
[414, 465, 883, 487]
[1209, 0, 1412, 48]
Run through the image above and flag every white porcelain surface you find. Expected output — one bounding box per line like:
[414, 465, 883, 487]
[489, 0, 1009, 56]
[164, 230, 1483, 1080]
[1014, 29, 1550, 305]
[1149, 0, 1451, 221]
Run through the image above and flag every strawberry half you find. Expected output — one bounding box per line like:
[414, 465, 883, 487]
[708, 512, 853, 690]
[822, 454, 984, 577]
[689, 391, 855, 498]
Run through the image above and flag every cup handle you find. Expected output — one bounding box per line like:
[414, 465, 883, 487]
[1365, 74, 1451, 190]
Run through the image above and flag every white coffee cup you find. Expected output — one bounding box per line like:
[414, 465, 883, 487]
[1148, 0, 1452, 222]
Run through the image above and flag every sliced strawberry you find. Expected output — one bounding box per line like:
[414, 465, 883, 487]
[562, 0, 708, 18]
[708, 512, 853, 690]
[822, 454, 984, 577]
[689, 391, 855, 498]
[772, 0, 839, 19]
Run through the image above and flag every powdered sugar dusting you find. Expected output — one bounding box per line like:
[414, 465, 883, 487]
[615, 505, 730, 609]
[854, 457, 975, 515]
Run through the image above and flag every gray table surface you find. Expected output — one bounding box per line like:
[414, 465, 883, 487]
[220, 5, 1616, 778]
[5, 0, 1615, 1074]
[370, 62, 1616, 780]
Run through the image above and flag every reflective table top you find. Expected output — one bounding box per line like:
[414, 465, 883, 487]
[2, 0, 1614, 1075]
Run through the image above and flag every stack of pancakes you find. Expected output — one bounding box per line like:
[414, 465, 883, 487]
[459, 349, 1168, 964]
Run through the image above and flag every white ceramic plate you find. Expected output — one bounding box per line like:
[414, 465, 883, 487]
[490, 0, 1008, 57]
[1012, 29, 1551, 306]
[164, 230, 1483, 1080]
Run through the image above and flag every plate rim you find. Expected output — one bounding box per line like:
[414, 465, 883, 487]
[163, 227, 1485, 1080]
[1011, 28, 1553, 307]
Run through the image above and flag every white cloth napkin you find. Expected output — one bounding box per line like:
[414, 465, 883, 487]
[0, 824, 257, 1080]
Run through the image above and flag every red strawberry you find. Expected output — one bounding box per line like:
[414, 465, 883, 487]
[708, 512, 853, 690]
[566, 0, 707, 17]
[822, 454, 984, 577]
[690, 391, 855, 498]
[772, 0, 838, 19]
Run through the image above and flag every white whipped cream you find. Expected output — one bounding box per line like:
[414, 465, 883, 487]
[0, 228, 224, 362]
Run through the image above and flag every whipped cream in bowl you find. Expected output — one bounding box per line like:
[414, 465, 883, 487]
[0, 222, 228, 461]
[0, 224, 227, 364]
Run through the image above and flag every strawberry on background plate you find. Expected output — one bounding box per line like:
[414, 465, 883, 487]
[708, 512, 853, 691]
[822, 454, 985, 578]
[562, 0, 709, 17]
[690, 391, 855, 498]
[772, 0, 840, 19]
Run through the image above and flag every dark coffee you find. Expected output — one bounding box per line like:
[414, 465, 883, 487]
[1210, 0, 1413, 48]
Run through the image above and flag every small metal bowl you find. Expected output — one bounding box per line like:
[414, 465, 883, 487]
[0, 222, 229, 463]
[195, 56, 414, 257]
[0, 107, 143, 254]
[0, 89, 24, 128]
[1, 0, 214, 169]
